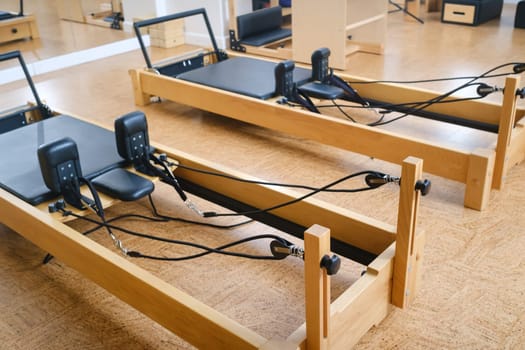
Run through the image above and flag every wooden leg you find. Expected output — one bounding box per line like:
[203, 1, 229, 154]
[464, 148, 495, 211]
[129, 68, 152, 106]
[507, 116, 525, 168]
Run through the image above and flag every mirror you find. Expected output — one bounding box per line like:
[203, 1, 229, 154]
[0, 0, 134, 75]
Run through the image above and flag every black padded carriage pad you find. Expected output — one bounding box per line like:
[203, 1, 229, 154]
[176, 57, 311, 100]
[0, 115, 126, 205]
[92, 168, 154, 201]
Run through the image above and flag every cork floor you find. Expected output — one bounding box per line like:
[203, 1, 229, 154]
[0, 1, 524, 349]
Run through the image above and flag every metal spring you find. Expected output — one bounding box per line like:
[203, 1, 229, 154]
[289, 245, 305, 259]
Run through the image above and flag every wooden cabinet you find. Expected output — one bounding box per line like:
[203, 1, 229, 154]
[0, 15, 39, 44]
[292, 0, 387, 70]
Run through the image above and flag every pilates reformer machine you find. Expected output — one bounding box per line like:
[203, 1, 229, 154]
[0, 0, 39, 44]
[0, 49, 431, 349]
[130, 8, 525, 212]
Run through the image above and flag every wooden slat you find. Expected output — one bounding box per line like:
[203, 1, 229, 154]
[304, 225, 331, 350]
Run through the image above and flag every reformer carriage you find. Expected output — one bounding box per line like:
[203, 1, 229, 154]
[0, 50, 429, 348]
[129, 8, 525, 212]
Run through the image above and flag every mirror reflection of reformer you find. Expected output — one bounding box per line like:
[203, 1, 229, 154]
[228, 2, 293, 61]
[130, 8, 525, 211]
[0, 50, 52, 135]
[0, 49, 430, 349]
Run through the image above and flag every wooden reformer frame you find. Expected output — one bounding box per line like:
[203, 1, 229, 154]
[130, 63, 525, 210]
[0, 102, 427, 349]
[129, 11, 524, 211]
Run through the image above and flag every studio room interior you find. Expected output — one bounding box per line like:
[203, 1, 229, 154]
[0, 0, 524, 349]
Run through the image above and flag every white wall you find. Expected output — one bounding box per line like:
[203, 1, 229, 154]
[155, 0, 169, 15]
[121, 1, 157, 31]
[234, 0, 253, 16]
[164, 0, 229, 48]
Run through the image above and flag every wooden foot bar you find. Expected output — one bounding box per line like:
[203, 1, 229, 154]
[0, 109, 427, 349]
[465, 148, 496, 210]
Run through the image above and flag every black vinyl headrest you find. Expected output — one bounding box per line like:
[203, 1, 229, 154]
[37, 137, 82, 193]
[114, 111, 151, 164]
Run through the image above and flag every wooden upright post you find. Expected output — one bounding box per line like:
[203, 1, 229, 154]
[492, 76, 520, 190]
[304, 225, 331, 350]
[129, 69, 151, 106]
[392, 157, 423, 308]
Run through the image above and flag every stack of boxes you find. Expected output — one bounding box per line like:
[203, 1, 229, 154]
[149, 19, 185, 48]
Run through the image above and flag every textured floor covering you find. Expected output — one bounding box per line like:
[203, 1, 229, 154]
[0, 1, 524, 349]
